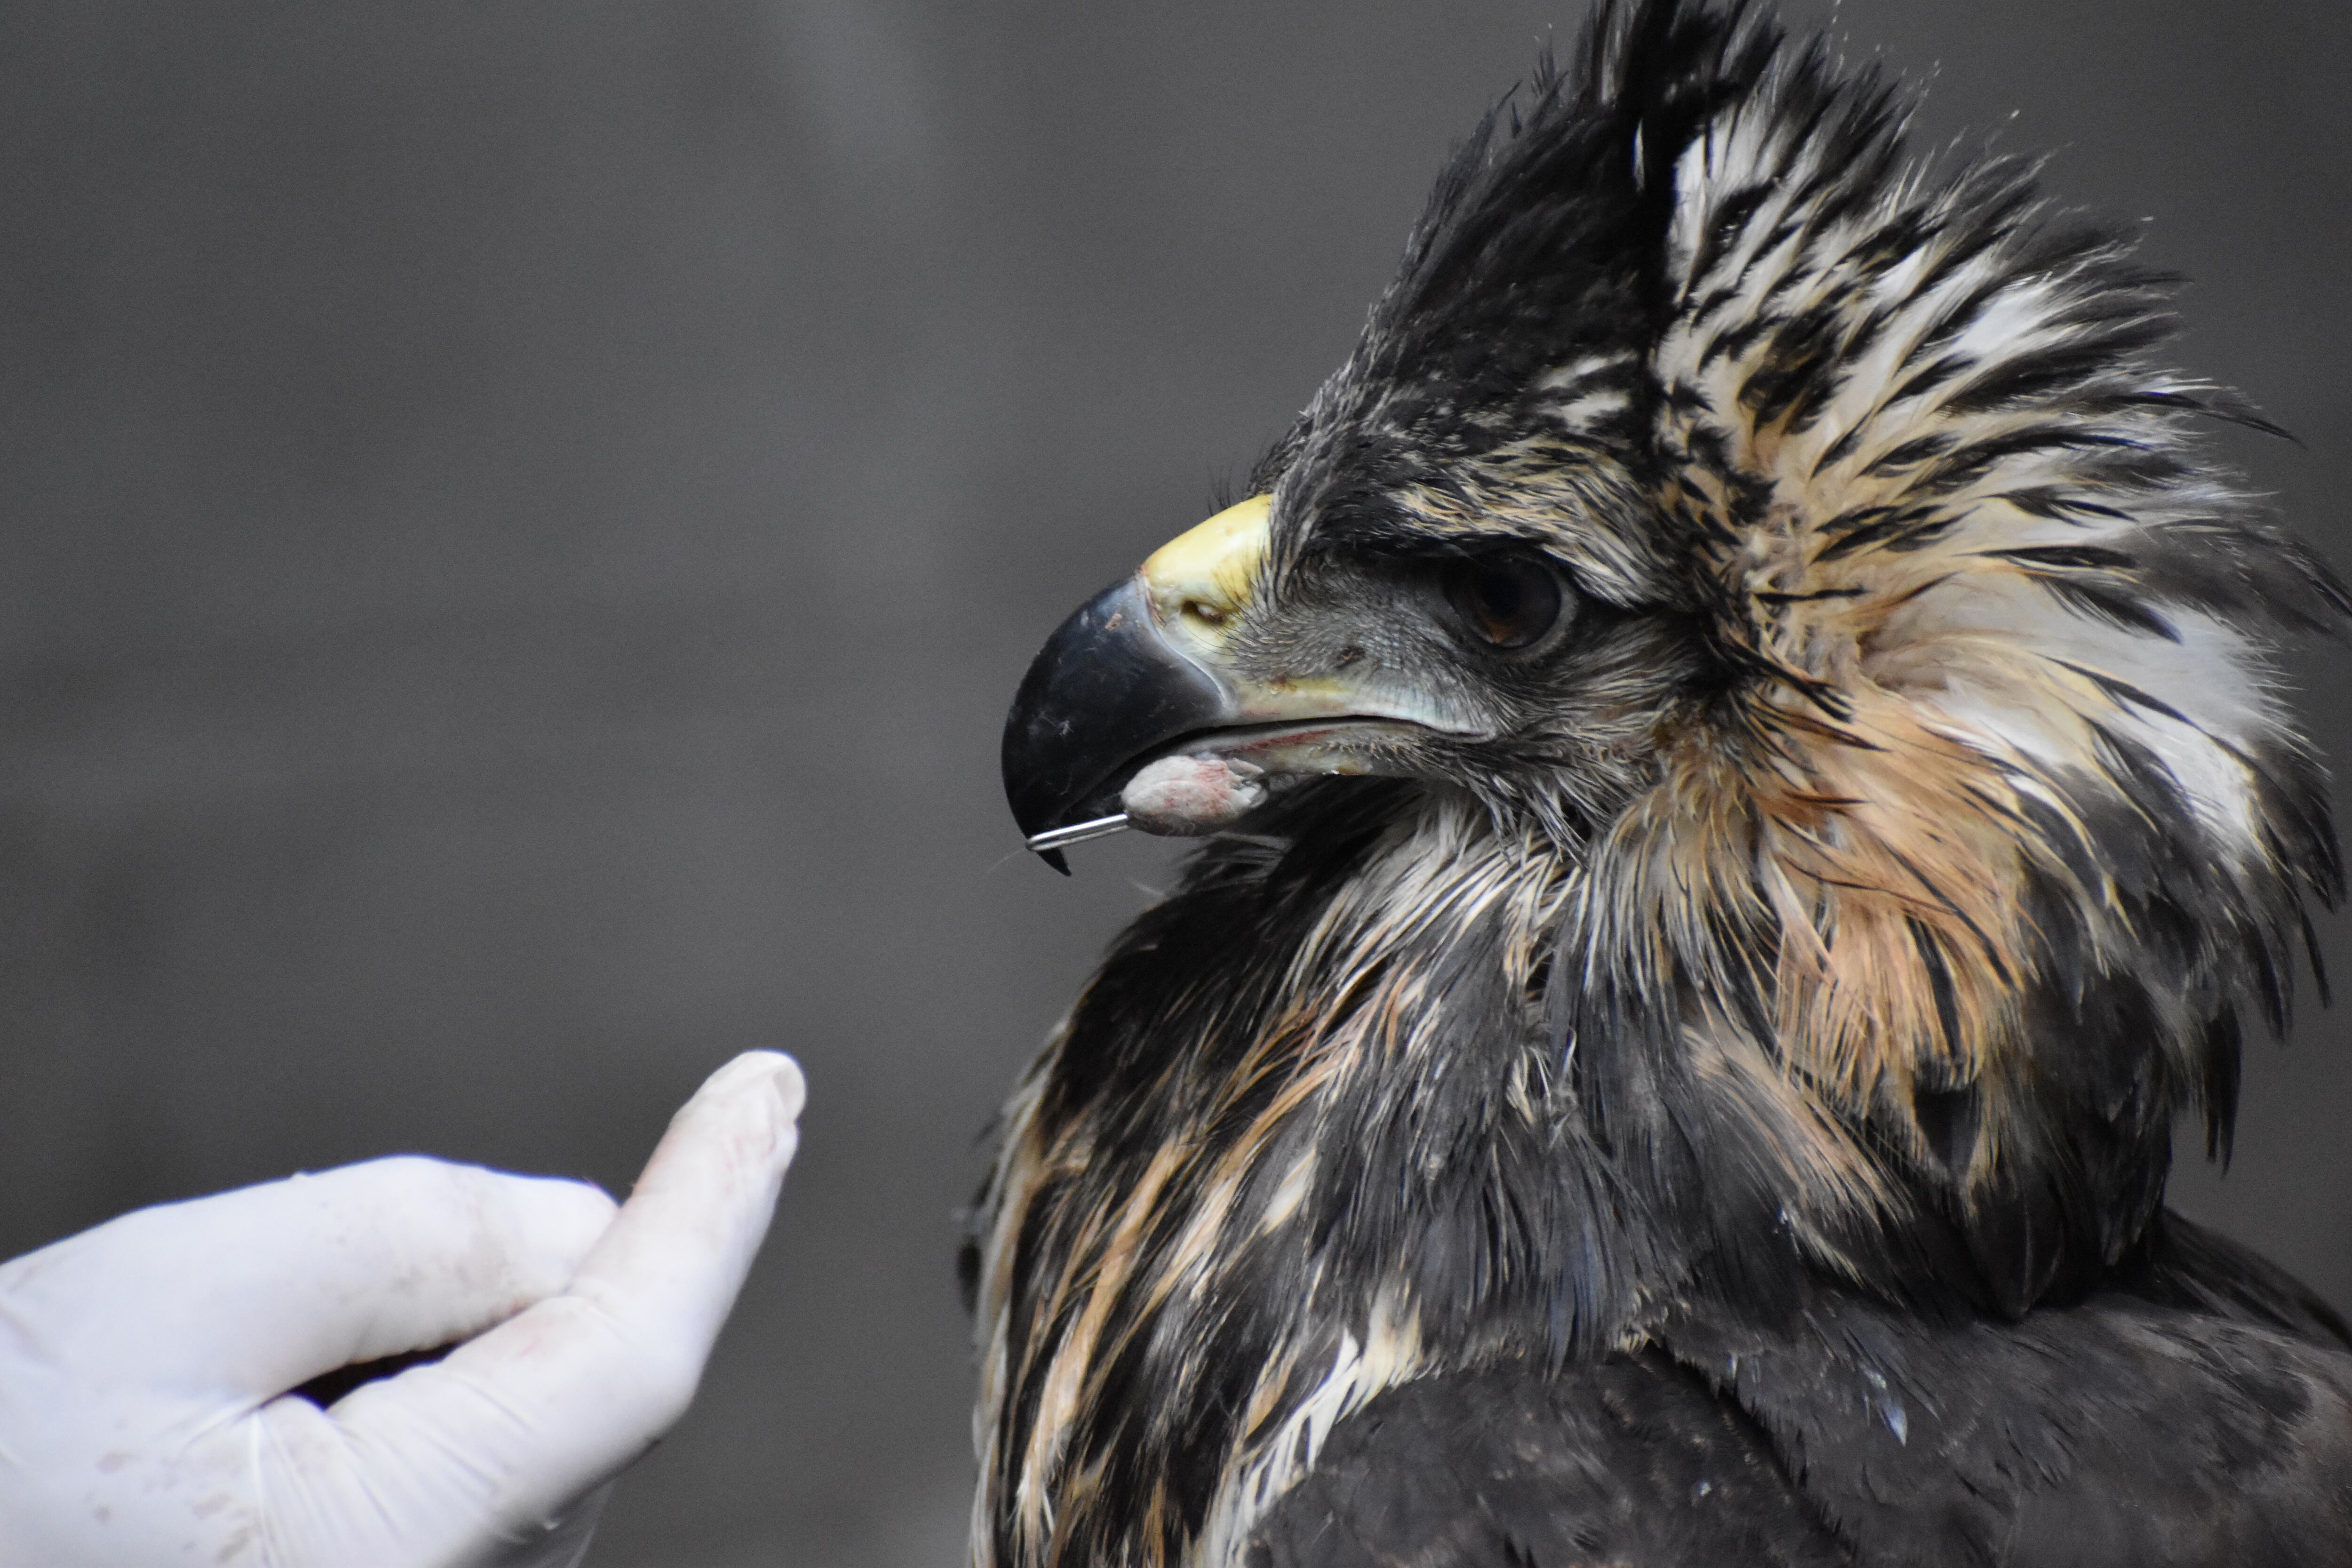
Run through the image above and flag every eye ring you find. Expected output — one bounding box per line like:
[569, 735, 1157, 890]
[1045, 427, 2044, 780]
[1438, 553, 1570, 653]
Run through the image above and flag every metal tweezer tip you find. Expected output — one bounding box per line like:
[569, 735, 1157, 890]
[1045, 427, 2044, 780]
[1026, 814, 1133, 854]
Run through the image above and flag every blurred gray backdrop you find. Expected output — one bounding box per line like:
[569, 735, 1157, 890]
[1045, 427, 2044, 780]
[1, 1, 2345, 1563]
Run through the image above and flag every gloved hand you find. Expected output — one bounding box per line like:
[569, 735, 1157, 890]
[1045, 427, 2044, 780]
[0, 1050, 804, 1568]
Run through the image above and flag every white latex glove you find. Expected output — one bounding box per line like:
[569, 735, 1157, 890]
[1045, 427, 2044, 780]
[0, 1050, 804, 1568]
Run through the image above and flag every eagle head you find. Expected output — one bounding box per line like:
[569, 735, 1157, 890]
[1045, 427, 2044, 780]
[982, 3, 2347, 1564]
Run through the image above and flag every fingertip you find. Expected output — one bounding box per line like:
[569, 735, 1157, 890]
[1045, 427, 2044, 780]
[558, 1052, 805, 1348]
[695, 1049, 805, 1116]
[414, 1165, 619, 1309]
[687, 1051, 806, 1157]
[366, 1162, 616, 1305]
[767, 1053, 807, 1125]
[509, 1174, 621, 1264]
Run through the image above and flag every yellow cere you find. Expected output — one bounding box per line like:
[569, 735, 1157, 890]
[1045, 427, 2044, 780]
[1141, 494, 1272, 642]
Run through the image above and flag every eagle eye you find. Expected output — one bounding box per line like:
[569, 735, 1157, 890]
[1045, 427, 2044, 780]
[1438, 554, 1567, 652]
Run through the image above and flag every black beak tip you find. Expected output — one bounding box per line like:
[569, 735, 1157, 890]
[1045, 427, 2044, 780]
[1000, 572, 1232, 869]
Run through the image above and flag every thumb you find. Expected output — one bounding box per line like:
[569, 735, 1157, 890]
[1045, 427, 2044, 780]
[276, 1053, 804, 1560]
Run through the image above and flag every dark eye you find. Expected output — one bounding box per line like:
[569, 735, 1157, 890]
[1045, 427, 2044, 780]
[1440, 555, 1567, 651]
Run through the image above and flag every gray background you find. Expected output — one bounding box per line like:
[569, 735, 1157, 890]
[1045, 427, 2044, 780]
[0, 1, 2344, 1563]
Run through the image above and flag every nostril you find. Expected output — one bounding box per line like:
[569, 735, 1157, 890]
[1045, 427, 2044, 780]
[1335, 645, 1366, 669]
[1185, 601, 1228, 626]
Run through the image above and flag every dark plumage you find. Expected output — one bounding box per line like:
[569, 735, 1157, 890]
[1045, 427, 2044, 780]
[977, 2, 2352, 1563]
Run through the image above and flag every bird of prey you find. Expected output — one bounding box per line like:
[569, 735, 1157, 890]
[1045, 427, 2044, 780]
[981, 2, 2352, 1563]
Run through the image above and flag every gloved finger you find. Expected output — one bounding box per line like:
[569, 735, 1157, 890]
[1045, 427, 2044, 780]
[475, 1480, 613, 1568]
[566, 1048, 806, 1349]
[0, 1156, 616, 1399]
[310, 1052, 803, 1548]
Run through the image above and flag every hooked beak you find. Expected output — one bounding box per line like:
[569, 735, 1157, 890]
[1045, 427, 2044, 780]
[1001, 495, 1449, 869]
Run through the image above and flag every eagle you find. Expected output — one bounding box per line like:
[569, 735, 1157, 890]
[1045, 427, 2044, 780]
[977, 2, 2352, 1563]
